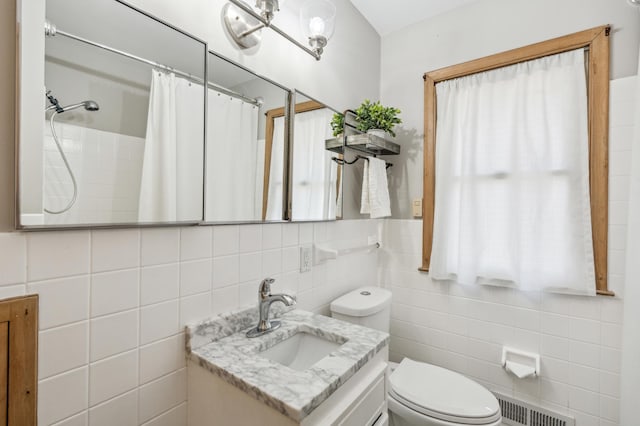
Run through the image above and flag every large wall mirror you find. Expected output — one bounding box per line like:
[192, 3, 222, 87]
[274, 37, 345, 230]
[17, 0, 206, 228]
[205, 52, 290, 223]
[289, 92, 342, 221]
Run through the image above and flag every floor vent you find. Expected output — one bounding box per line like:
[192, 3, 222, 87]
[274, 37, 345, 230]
[494, 393, 575, 426]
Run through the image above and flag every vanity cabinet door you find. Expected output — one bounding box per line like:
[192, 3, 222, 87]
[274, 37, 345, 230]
[337, 372, 386, 426]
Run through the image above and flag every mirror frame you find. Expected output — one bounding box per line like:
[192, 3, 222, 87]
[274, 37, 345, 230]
[15, 0, 209, 230]
[203, 50, 293, 225]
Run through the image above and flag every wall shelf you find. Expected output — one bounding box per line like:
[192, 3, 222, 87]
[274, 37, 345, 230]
[325, 134, 400, 156]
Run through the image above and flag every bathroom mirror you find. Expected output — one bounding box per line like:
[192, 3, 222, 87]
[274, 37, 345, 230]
[289, 92, 343, 221]
[204, 52, 291, 223]
[16, 0, 206, 228]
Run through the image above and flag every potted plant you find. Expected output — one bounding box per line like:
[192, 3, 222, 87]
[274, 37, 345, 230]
[354, 99, 402, 138]
[330, 112, 344, 138]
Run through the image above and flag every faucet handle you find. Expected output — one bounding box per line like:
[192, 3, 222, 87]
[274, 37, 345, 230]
[259, 277, 275, 295]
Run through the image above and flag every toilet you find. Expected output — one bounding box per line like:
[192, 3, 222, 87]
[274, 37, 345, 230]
[330, 287, 502, 426]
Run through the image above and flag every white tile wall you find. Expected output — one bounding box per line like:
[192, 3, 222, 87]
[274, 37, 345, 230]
[0, 219, 378, 425]
[379, 78, 635, 426]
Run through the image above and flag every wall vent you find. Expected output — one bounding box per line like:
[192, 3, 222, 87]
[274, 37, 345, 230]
[494, 392, 575, 426]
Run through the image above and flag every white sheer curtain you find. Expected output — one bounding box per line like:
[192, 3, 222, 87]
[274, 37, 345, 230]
[139, 70, 203, 222]
[265, 116, 285, 220]
[291, 108, 337, 220]
[205, 91, 260, 221]
[430, 49, 595, 295]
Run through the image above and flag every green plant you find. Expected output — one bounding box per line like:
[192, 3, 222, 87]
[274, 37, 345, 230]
[355, 99, 402, 137]
[330, 112, 344, 137]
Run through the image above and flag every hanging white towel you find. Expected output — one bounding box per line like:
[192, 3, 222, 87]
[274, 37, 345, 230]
[360, 157, 391, 218]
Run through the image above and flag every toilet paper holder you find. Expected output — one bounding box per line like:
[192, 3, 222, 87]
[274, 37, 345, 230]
[501, 346, 540, 379]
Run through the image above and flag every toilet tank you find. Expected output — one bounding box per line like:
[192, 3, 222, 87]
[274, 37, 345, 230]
[330, 286, 392, 333]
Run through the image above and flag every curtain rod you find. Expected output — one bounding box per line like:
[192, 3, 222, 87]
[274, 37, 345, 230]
[45, 21, 262, 107]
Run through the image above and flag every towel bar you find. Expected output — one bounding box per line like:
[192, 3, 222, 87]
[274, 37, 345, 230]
[331, 155, 392, 169]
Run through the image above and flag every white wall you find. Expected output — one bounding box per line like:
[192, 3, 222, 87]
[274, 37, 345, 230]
[620, 52, 640, 425]
[379, 77, 634, 426]
[0, 0, 382, 424]
[380, 0, 640, 218]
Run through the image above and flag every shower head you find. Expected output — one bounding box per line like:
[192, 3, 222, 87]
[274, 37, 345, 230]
[58, 100, 100, 113]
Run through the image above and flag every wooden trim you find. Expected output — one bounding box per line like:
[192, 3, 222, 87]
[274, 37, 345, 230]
[422, 26, 611, 294]
[424, 26, 609, 83]
[588, 29, 610, 294]
[262, 108, 278, 220]
[262, 100, 326, 220]
[422, 74, 436, 272]
[0, 295, 38, 425]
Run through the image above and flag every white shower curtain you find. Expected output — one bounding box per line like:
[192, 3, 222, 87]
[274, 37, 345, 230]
[291, 108, 337, 220]
[205, 91, 260, 221]
[139, 70, 203, 222]
[265, 116, 285, 221]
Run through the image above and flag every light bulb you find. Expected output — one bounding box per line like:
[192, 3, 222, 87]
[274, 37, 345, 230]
[309, 16, 325, 36]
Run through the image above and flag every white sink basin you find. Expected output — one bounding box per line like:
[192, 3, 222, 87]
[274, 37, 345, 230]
[258, 332, 343, 371]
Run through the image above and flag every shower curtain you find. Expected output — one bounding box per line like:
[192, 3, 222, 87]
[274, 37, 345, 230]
[291, 108, 337, 220]
[265, 116, 285, 221]
[205, 91, 260, 221]
[139, 70, 203, 222]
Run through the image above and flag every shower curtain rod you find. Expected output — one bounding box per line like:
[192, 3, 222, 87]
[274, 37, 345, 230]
[46, 22, 262, 107]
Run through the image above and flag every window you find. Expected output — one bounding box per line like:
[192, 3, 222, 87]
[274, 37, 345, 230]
[421, 26, 612, 295]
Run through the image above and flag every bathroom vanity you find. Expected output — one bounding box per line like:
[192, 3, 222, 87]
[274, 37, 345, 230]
[186, 308, 390, 425]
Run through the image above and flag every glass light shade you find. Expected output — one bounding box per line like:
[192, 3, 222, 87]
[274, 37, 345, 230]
[299, 0, 336, 40]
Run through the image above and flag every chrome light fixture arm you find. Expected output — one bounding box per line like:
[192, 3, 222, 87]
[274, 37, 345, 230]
[226, 0, 322, 60]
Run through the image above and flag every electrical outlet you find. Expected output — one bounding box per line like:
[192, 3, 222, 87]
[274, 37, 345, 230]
[412, 198, 423, 218]
[300, 246, 312, 273]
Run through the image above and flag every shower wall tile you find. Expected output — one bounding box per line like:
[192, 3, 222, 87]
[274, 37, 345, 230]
[43, 122, 145, 226]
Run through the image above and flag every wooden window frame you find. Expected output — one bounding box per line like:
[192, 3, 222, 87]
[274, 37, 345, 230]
[421, 26, 612, 295]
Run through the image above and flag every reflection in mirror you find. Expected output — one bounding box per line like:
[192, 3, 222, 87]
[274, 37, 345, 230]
[205, 52, 289, 222]
[18, 0, 206, 227]
[289, 93, 342, 221]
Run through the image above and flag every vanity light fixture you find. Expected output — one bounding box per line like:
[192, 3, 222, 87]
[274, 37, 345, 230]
[299, 0, 336, 57]
[222, 0, 335, 60]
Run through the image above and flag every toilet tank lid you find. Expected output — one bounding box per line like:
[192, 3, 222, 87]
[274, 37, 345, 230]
[330, 286, 392, 317]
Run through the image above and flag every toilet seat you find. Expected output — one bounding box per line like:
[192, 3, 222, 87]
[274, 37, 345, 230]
[388, 359, 501, 425]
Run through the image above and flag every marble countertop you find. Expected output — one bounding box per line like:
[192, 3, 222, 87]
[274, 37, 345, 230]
[185, 306, 389, 422]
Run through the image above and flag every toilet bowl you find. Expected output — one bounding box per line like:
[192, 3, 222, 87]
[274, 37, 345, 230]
[330, 287, 502, 426]
[387, 359, 501, 426]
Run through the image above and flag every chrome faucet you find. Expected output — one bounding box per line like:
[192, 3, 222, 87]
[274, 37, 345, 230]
[246, 278, 296, 338]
